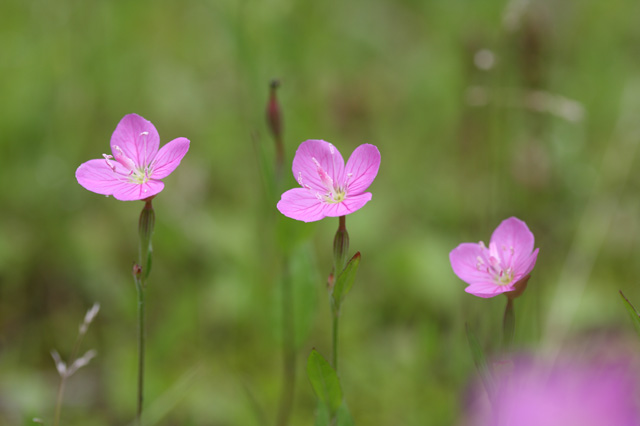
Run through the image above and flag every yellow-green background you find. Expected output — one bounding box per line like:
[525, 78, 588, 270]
[2, 0, 640, 424]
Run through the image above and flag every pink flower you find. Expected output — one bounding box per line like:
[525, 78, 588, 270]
[467, 358, 640, 426]
[75, 114, 189, 201]
[277, 140, 381, 222]
[449, 217, 539, 298]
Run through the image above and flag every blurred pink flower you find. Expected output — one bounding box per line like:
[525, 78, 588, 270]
[76, 114, 189, 201]
[468, 358, 640, 426]
[277, 140, 380, 222]
[449, 217, 539, 298]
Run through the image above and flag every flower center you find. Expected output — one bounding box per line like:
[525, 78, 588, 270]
[312, 157, 347, 204]
[103, 142, 153, 185]
[476, 242, 515, 286]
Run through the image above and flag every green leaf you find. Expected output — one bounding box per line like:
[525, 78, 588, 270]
[337, 402, 355, 426]
[465, 323, 494, 398]
[619, 291, 640, 337]
[332, 252, 361, 310]
[307, 349, 343, 417]
[314, 401, 331, 426]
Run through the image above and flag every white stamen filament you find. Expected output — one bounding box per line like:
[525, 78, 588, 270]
[310, 156, 347, 204]
[478, 241, 515, 285]
[102, 154, 116, 172]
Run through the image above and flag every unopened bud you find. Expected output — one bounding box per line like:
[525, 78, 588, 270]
[267, 79, 285, 179]
[266, 79, 282, 141]
[138, 199, 155, 278]
[133, 263, 143, 280]
[333, 216, 349, 275]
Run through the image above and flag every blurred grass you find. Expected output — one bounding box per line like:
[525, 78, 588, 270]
[2, 0, 640, 424]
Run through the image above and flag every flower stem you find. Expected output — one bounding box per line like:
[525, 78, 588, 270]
[135, 278, 146, 425]
[502, 297, 515, 351]
[276, 259, 296, 426]
[134, 199, 154, 425]
[332, 310, 340, 373]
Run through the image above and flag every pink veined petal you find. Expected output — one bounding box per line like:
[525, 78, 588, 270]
[112, 180, 164, 201]
[76, 159, 133, 195]
[464, 281, 514, 298]
[151, 137, 190, 179]
[110, 114, 160, 167]
[450, 243, 492, 285]
[516, 248, 539, 277]
[292, 140, 345, 192]
[321, 192, 373, 218]
[490, 217, 535, 272]
[76, 159, 165, 201]
[344, 144, 381, 195]
[277, 188, 326, 222]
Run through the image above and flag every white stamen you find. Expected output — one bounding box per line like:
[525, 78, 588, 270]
[140, 131, 149, 136]
[102, 154, 116, 172]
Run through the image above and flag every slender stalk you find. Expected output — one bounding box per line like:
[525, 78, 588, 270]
[52, 309, 93, 426]
[332, 311, 339, 373]
[331, 215, 348, 373]
[502, 297, 515, 351]
[276, 259, 296, 426]
[52, 378, 66, 426]
[135, 199, 154, 425]
[135, 277, 146, 425]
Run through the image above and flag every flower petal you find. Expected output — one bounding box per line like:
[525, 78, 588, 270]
[292, 140, 345, 192]
[151, 137, 190, 179]
[112, 180, 164, 201]
[76, 159, 164, 201]
[449, 242, 491, 285]
[110, 114, 160, 167]
[344, 144, 380, 195]
[517, 248, 539, 277]
[277, 188, 326, 222]
[464, 281, 513, 298]
[321, 193, 373, 217]
[490, 217, 535, 272]
[76, 159, 132, 195]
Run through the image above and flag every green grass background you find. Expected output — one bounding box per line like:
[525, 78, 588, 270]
[2, 0, 640, 424]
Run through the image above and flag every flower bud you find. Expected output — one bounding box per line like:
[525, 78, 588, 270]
[333, 216, 349, 275]
[138, 199, 155, 278]
[266, 79, 285, 179]
[266, 79, 283, 142]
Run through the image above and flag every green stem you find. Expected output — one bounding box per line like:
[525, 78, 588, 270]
[135, 199, 154, 425]
[502, 297, 515, 352]
[332, 311, 339, 373]
[135, 278, 146, 425]
[52, 376, 66, 426]
[276, 259, 295, 426]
